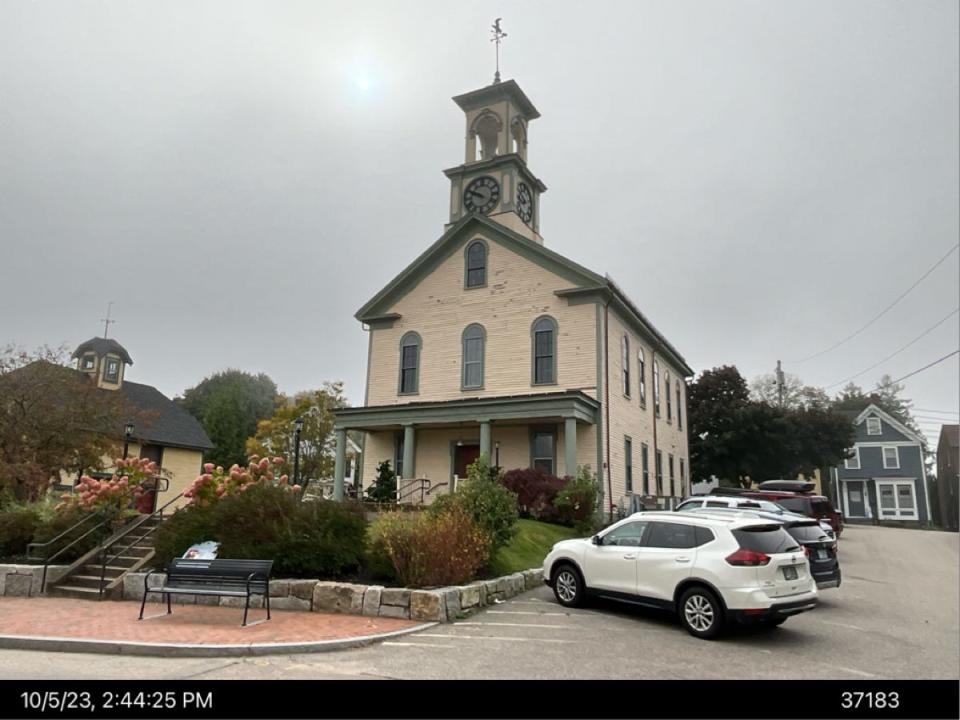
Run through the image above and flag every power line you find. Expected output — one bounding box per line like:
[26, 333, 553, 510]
[824, 307, 959, 389]
[787, 243, 959, 364]
[915, 408, 960, 415]
[876, 349, 960, 389]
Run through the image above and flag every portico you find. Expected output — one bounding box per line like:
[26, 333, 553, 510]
[332, 390, 600, 502]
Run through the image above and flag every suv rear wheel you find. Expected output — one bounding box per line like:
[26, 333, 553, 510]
[678, 587, 725, 639]
[552, 564, 585, 608]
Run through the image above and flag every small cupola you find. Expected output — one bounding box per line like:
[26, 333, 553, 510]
[72, 337, 133, 390]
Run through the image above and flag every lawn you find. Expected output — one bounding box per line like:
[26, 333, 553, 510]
[488, 518, 582, 576]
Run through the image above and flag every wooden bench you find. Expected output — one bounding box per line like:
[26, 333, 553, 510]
[139, 558, 273, 626]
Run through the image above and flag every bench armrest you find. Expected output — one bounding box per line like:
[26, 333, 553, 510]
[143, 568, 163, 592]
[244, 571, 269, 596]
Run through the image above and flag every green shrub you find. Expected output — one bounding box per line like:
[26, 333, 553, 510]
[555, 465, 600, 533]
[428, 454, 518, 552]
[152, 483, 366, 579]
[365, 460, 397, 504]
[370, 506, 490, 587]
[28, 504, 107, 563]
[0, 504, 42, 559]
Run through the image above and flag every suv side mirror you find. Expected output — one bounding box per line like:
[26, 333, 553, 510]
[591, 534, 602, 545]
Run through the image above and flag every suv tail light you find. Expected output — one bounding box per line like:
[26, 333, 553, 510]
[725, 548, 770, 566]
[802, 545, 811, 557]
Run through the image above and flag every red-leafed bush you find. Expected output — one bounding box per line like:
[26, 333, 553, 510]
[500, 468, 567, 521]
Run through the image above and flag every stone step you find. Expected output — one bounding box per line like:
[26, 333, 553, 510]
[83, 564, 126, 577]
[48, 585, 104, 600]
[68, 575, 110, 588]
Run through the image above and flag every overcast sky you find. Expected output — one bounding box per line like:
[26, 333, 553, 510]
[2, 1, 958, 446]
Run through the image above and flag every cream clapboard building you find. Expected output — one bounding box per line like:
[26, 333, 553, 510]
[331, 78, 693, 517]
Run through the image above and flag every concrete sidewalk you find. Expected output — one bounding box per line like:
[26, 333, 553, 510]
[0, 596, 431, 657]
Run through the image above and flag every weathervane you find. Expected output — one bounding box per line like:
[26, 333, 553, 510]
[100, 301, 116, 338]
[490, 18, 507, 84]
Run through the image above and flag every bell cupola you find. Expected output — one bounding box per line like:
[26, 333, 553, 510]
[72, 337, 133, 390]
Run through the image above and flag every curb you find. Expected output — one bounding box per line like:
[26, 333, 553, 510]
[0, 622, 437, 658]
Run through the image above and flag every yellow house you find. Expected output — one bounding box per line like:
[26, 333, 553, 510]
[65, 336, 213, 509]
[331, 78, 693, 519]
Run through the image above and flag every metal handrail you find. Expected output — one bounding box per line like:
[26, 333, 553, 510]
[424, 481, 450, 496]
[29, 511, 112, 594]
[397, 478, 430, 504]
[97, 491, 184, 599]
[26, 509, 104, 561]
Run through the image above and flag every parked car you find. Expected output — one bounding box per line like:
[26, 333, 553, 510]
[542, 511, 818, 639]
[676, 496, 836, 539]
[682, 507, 841, 589]
[709, 487, 843, 537]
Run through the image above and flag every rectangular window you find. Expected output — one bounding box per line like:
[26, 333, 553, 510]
[534, 330, 555, 384]
[882, 446, 900, 469]
[845, 447, 861, 470]
[680, 458, 686, 496]
[641, 443, 650, 495]
[866, 417, 882, 435]
[400, 345, 418, 393]
[677, 386, 682, 430]
[625, 437, 633, 493]
[103, 358, 120, 383]
[638, 352, 646, 408]
[622, 337, 630, 397]
[394, 434, 405, 479]
[666, 381, 672, 422]
[655, 450, 663, 495]
[82, 354, 95, 370]
[668, 454, 675, 496]
[531, 430, 555, 475]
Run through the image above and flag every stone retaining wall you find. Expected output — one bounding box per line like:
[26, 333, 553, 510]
[0, 564, 69, 597]
[120, 568, 545, 622]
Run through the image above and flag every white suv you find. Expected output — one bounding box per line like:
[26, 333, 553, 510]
[542, 511, 818, 639]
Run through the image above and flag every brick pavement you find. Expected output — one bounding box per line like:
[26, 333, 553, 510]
[0, 597, 418, 646]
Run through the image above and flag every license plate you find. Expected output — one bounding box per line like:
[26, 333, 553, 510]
[783, 565, 798, 581]
[816, 549, 828, 560]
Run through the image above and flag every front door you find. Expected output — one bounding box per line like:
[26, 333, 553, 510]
[453, 444, 480, 481]
[846, 481, 866, 517]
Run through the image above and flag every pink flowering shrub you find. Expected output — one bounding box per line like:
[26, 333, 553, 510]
[183, 455, 300, 507]
[57, 456, 157, 517]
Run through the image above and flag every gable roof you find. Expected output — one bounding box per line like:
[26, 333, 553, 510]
[354, 213, 694, 376]
[120, 380, 214, 451]
[854, 404, 924, 444]
[72, 337, 133, 365]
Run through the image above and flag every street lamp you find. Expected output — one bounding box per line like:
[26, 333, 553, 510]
[293, 417, 304, 495]
[123, 422, 134, 459]
[494, 440, 500, 468]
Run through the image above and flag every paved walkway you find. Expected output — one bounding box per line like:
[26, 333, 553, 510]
[0, 597, 423, 655]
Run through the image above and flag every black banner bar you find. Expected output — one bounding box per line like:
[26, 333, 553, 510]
[2, 680, 958, 719]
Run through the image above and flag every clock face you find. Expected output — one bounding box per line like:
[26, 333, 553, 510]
[463, 176, 500, 214]
[516, 182, 534, 225]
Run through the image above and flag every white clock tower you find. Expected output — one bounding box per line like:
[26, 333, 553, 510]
[444, 79, 547, 243]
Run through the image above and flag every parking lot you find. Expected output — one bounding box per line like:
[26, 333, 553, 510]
[0, 524, 956, 680]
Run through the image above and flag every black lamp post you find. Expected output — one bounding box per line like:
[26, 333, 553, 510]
[292, 417, 304, 494]
[494, 440, 500, 468]
[123, 422, 134, 459]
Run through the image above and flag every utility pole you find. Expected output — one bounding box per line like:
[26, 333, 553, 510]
[776, 360, 785, 408]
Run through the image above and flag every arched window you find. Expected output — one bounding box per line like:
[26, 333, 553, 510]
[637, 348, 646, 407]
[653, 359, 661, 416]
[465, 241, 487, 288]
[665, 371, 672, 422]
[472, 111, 502, 161]
[621, 335, 631, 397]
[462, 324, 486, 389]
[531, 316, 557, 385]
[398, 332, 421, 395]
[676, 383, 683, 430]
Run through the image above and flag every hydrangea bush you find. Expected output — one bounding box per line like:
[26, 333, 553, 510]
[57, 456, 157, 520]
[183, 455, 301, 507]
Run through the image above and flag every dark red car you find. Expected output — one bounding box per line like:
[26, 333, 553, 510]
[710, 482, 844, 537]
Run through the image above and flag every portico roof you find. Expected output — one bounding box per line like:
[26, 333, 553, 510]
[332, 390, 600, 431]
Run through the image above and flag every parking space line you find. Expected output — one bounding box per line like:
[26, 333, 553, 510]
[486, 610, 569, 616]
[820, 620, 867, 632]
[457, 622, 572, 629]
[382, 641, 456, 649]
[419, 633, 575, 644]
[824, 663, 877, 678]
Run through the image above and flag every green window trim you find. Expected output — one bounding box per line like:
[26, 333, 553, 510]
[676, 385, 683, 430]
[668, 453, 675, 496]
[637, 347, 646, 408]
[655, 450, 663, 495]
[102, 357, 120, 384]
[531, 315, 558, 386]
[464, 238, 489, 289]
[461, 323, 486, 390]
[81, 354, 96, 370]
[398, 332, 421, 395]
[625, 435, 633, 493]
[621, 334, 631, 398]
[641, 443, 650, 495]
[665, 371, 672, 423]
[653, 359, 661, 417]
[529, 426, 557, 475]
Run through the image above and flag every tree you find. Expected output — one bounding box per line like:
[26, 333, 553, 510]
[0, 345, 125, 502]
[244, 382, 348, 485]
[751, 372, 830, 410]
[689, 365, 854, 487]
[366, 460, 397, 503]
[178, 370, 277, 469]
[833, 376, 922, 437]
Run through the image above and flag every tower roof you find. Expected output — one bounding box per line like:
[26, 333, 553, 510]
[71, 337, 133, 365]
[452, 79, 540, 119]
